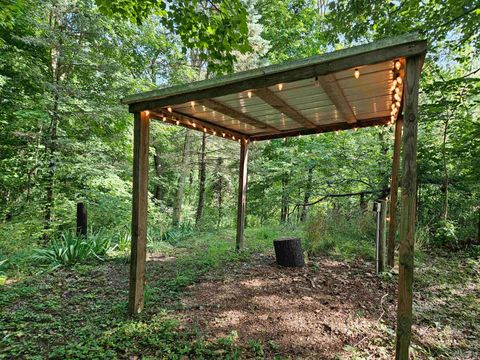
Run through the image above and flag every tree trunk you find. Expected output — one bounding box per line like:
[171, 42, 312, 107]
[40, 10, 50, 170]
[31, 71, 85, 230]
[281, 175, 289, 223]
[195, 132, 207, 225]
[300, 166, 313, 222]
[274, 238, 305, 267]
[172, 131, 191, 227]
[441, 117, 450, 221]
[153, 144, 162, 201]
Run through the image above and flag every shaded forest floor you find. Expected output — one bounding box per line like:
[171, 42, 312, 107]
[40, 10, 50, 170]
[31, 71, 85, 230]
[1, 228, 479, 359]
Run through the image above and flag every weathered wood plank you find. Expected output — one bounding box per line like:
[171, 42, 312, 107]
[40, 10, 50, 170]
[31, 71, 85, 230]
[317, 74, 356, 123]
[254, 88, 317, 128]
[388, 116, 403, 268]
[395, 54, 422, 360]
[250, 116, 390, 141]
[129, 111, 150, 315]
[236, 140, 249, 250]
[198, 99, 281, 132]
[125, 35, 427, 113]
[378, 199, 387, 273]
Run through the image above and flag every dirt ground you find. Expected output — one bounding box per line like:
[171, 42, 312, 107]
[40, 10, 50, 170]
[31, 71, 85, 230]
[180, 254, 398, 359]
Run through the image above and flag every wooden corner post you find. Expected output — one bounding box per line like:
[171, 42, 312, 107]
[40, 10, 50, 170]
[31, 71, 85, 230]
[236, 139, 249, 250]
[388, 116, 404, 268]
[129, 111, 150, 315]
[395, 55, 421, 359]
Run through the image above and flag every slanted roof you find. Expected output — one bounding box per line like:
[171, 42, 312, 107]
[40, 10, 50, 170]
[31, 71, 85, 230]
[122, 33, 427, 141]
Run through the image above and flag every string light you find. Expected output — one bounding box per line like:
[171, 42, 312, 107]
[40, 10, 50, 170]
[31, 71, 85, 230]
[162, 116, 166, 122]
[247, 91, 252, 99]
[396, 76, 403, 85]
[244, 138, 248, 143]
[354, 68, 360, 79]
[176, 120, 180, 125]
[213, 131, 216, 136]
[203, 127, 207, 133]
[190, 101, 195, 107]
[277, 83, 283, 91]
[144, 110, 150, 116]
[253, 140, 256, 144]
[222, 132, 225, 138]
[396, 101, 401, 108]
[394, 93, 401, 102]
[335, 130, 339, 135]
[394, 60, 401, 70]
[167, 107, 172, 113]
[395, 87, 400, 94]
[232, 136, 235, 140]
[192, 123, 196, 128]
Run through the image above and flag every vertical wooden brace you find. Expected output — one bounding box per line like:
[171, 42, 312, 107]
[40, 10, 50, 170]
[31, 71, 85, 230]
[236, 140, 249, 250]
[378, 199, 387, 273]
[395, 55, 422, 359]
[129, 111, 150, 315]
[388, 117, 404, 268]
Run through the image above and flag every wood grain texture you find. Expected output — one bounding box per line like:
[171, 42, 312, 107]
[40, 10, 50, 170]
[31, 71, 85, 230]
[254, 88, 317, 128]
[388, 116, 403, 268]
[236, 140, 249, 250]
[317, 74, 356, 123]
[128, 111, 150, 315]
[395, 55, 422, 360]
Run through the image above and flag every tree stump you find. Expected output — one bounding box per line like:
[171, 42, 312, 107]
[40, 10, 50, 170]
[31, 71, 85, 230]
[273, 238, 305, 267]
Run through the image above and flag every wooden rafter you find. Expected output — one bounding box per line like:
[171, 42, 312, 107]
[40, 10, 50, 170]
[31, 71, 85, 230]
[150, 110, 247, 141]
[250, 116, 390, 141]
[317, 74, 356, 124]
[254, 88, 317, 128]
[198, 99, 281, 133]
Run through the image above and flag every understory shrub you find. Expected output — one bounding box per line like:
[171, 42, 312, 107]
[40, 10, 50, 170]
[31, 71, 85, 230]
[160, 223, 194, 245]
[305, 207, 376, 260]
[32, 230, 114, 268]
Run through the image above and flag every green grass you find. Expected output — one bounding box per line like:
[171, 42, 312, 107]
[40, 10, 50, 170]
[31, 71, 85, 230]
[0, 225, 292, 359]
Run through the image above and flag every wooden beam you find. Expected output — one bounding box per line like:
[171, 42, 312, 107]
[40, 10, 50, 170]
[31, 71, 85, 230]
[254, 88, 316, 128]
[388, 116, 403, 268]
[129, 111, 150, 315]
[125, 35, 427, 112]
[395, 54, 422, 360]
[150, 110, 247, 141]
[378, 199, 387, 273]
[198, 99, 281, 133]
[236, 139, 249, 250]
[250, 116, 390, 141]
[317, 74, 356, 123]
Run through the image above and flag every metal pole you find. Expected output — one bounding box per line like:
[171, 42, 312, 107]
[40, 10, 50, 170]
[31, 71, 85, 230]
[374, 202, 381, 274]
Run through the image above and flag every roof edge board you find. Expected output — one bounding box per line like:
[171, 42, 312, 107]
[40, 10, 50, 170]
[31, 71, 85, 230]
[124, 33, 426, 112]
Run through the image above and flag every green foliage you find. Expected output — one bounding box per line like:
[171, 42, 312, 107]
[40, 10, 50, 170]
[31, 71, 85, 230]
[433, 219, 459, 246]
[31, 230, 114, 268]
[161, 222, 194, 245]
[305, 208, 376, 261]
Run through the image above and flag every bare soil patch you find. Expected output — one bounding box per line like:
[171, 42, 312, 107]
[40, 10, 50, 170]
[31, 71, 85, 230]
[180, 254, 397, 359]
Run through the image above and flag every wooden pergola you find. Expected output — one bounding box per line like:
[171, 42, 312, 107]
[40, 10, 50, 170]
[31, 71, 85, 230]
[122, 33, 426, 359]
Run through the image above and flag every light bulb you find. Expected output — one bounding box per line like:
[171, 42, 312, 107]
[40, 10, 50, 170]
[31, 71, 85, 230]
[395, 61, 401, 70]
[176, 120, 180, 125]
[213, 131, 216, 136]
[247, 91, 252, 99]
[232, 136, 235, 140]
[396, 101, 401, 108]
[394, 93, 401, 101]
[391, 104, 396, 110]
[144, 110, 150, 116]
[190, 101, 195, 107]
[192, 123, 196, 128]
[278, 83, 283, 91]
[354, 127, 358, 131]
[395, 87, 401, 94]
[162, 116, 166, 122]
[335, 130, 339, 135]
[203, 127, 207, 133]
[222, 132, 225, 138]
[354, 68, 360, 79]
[396, 76, 402, 84]
[167, 107, 172, 113]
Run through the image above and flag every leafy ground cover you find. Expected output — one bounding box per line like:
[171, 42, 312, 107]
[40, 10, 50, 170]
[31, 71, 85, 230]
[0, 227, 479, 359]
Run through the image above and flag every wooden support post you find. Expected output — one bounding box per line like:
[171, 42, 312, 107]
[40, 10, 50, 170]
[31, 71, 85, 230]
[395, 55, 421, 359]
[378, 199, 387, 273]
[128, 111, 150, 315]
[388, 116, 403, 268]
[76, 202, 87, 238]
[236, 140, 249, 250]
